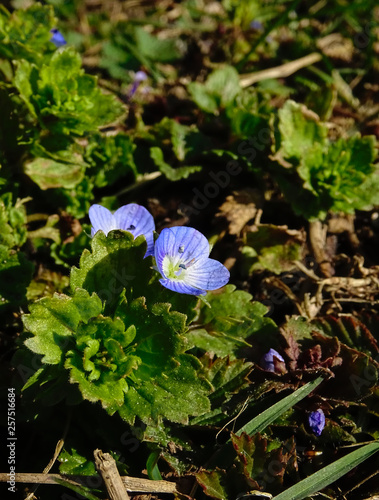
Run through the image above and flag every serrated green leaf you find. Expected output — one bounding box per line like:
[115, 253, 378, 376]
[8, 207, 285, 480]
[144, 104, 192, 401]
[192, 356, 252, 426]
[0, 4, 56, 63]
[23, 289, 102, 364]
[197, 465, 256, 500]
[115, 297, 211, 423]
[231, 432, 267, 480]
[70, 230, 152, 313]
[201, 66, 241, 107]
[0, 194, 28, 248]
[277, 100, 327, 160]
[188, 328, 251, 357]
[196, 469, 227, 500]
[85, 132, 138, 188]
[14, 47, 125, 135]
[274, 101, 379, 220]
[189, 285, 277, 358]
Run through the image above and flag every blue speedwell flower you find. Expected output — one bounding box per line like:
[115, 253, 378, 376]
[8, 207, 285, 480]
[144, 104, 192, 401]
[261, 348, 285, 372]
[50, 28, 67, 47]
[154, 226, 230, 295]
[128, 70, 148, 99]
[89, 203, 155, 257]
[308, 409, 325, 436]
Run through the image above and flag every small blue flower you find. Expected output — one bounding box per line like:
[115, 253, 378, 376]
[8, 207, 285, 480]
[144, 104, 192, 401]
[89, 203, 155, 257]
[261, 348, 285, 372]
[128, 71, 148, 99]
[154, 226, 230, 295]
[308, 409, 325, 436]
[50, 28, 67, 48]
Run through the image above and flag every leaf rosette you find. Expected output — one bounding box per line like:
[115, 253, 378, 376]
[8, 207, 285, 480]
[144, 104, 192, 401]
[23, 232, 211, 425]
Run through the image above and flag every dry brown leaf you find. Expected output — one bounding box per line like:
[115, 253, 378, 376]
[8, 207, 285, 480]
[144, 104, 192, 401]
[216, 189, 263, 235]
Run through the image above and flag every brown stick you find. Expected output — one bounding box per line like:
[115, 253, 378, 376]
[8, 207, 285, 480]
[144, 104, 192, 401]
[309, 220, 334, 278]
[239, 52, 322, 87]
[0, 473, 177, 494]
[94, 449, 130, 500]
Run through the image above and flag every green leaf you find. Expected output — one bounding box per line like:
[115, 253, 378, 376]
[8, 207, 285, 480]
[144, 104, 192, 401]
[197, 466, 255, 500]
[134, 27, 183, 63]
[188, 66, 241, 114]
[231, 432, 267, 480]
[272, 442, 379, 500]
[277, 100, 327, 160]
[65, 315, 137, 411]
[85, 132, 138, 188]
[298, 135, 379, 215]
[196, 469, 229, 500]
[24, 157, 85, 190]
[116, 298, 211, 424]
[24, 289, 103, 364]
[58, 448, 96, 476]
[23, 266, 209, 424]
[191, 356, 252, 426]
[70, 230, 152, 313]
[242, 224, 305, 274]
[188, 285, 278, 358]
[146, 451, 163, 481]
[0, 194, 28, 248]
[0, 194, 33, 310]
[150, 147, 201, 181]
[14, 47, 125, 136]
[0, 4, 56, 64]
[274, 100, 379, 220]
[188, 83, 219, 114]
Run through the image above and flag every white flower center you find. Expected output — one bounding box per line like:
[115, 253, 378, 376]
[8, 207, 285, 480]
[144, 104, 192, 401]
[162, 255, 195, 280]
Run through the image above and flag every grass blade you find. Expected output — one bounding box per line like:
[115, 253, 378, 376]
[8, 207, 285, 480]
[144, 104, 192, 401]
[273, 442, 379, 500]
[236, 376, 324, 436]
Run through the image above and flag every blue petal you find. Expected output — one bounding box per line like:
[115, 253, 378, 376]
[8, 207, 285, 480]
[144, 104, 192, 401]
[159, 279, 206, 296]
[50, 28, 67, 47]
[113, 204, 155, 256]
[261, 348, 285, 372]
[266, 348, 285, 363]
[134, 71, 148, 82]
[89, 205, 116, 236]
[155, 226, 209, 274]
[155, 228, 176, 276]
[185, 258, 230, 291]
[309, 409, 325, 436]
